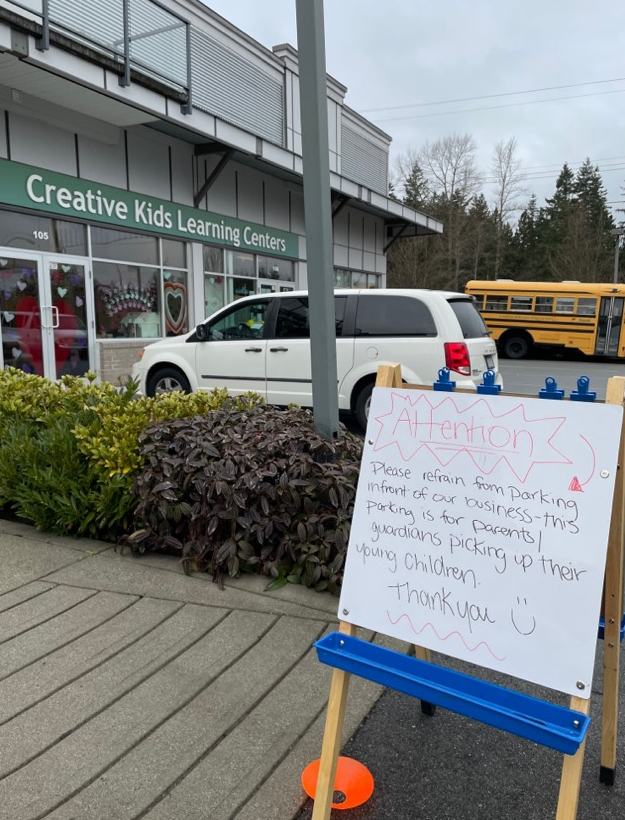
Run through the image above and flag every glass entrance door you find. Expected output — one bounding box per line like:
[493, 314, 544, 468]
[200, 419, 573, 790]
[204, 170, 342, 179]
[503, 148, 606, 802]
[258, 278, 294, 294]
[0, 251, 94, 379]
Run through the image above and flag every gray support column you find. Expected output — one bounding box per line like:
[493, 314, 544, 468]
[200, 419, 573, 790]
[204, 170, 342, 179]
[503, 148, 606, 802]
[119, 0, 131, 88]
[295, 0, 340, 440]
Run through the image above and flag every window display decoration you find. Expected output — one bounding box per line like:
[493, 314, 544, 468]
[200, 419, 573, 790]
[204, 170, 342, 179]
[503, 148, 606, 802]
[100, 283, 156, 317]
[164, 280, 187, 334]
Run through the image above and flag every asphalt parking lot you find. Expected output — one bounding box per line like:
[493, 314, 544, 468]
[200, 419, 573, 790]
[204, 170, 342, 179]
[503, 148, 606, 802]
[295, 646, 625, 820]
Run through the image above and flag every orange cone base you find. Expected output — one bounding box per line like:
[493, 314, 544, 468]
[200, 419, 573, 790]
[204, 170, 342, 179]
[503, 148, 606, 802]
[301, 756, 375, 810]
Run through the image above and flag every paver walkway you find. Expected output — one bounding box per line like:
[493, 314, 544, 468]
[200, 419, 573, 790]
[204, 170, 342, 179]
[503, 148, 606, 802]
[0, 519, 401, 820]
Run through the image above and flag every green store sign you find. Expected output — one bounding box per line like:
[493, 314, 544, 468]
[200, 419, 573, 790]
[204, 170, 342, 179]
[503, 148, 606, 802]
[0, 158, 299, 258]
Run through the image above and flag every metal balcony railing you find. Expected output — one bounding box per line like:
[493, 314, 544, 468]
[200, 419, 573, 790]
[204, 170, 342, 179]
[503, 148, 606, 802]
[2, 0, 192, 112]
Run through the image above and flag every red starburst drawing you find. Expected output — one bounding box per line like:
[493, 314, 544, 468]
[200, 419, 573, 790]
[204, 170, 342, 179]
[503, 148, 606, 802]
[371, 392, 572, 483]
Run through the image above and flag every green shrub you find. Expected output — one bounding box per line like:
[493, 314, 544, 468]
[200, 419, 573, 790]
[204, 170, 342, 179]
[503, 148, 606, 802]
[126, 405, 363, 592]
[0, 416, 131, 537]
[74, 387, 263, 478]
[0, 368, 263, 538]
[0, 369, 120, 533]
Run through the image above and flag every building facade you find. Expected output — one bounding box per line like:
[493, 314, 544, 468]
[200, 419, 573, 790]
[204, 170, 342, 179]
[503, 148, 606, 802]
[0, 0, 441, 383]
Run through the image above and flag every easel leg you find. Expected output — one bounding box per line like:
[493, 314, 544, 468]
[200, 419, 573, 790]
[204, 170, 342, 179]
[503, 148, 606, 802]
[555, 696, 591, 820]
[415, 645, 436, 716]
[600, 377, 625, 784]
[600, 572, 623, 784]
[312, 623, 357, 820]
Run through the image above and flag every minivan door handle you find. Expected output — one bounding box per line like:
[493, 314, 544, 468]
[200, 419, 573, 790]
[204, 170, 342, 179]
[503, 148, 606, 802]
[245, 347, 263, 353]
[270, 346, 289, 352]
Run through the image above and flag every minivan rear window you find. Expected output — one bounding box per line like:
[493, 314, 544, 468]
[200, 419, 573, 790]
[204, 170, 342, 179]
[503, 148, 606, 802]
[448, 298, 490, 338]
[355, 295, 437, 337]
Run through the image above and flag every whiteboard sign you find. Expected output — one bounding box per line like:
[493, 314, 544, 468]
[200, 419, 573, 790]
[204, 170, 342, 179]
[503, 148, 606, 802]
[338, 387, 623, 697]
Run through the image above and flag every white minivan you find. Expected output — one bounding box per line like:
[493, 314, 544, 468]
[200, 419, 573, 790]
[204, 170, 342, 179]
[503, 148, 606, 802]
[132, 289, 502, 429]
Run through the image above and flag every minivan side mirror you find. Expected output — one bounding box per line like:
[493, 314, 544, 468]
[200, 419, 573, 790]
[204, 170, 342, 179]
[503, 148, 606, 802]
[196, 323, 208, 342]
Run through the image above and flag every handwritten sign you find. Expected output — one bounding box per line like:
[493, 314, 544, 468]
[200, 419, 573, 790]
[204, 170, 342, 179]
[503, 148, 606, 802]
[338, 387, 623, 697]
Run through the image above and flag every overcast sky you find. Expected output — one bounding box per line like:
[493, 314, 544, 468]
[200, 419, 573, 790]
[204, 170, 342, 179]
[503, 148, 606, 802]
[203, 1, 625, 220]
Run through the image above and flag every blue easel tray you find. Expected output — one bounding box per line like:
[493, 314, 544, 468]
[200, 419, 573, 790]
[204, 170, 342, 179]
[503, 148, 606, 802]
[314, 632, 590, 755]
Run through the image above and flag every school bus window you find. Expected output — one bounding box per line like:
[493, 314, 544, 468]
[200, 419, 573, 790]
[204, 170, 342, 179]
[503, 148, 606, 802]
[535, 297, 553, 313]
[510, 296, 533, 312]
[577, 298, 596, 316]
[555, 298, 575, 314]
[485, 295, 508, 311]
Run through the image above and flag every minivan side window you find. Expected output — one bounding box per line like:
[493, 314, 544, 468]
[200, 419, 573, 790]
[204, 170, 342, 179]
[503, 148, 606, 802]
[275, 297, 309, 338]
[354, 295, 437, 337]
[207, 300, 269, 340]
[274, 296, 348, 339]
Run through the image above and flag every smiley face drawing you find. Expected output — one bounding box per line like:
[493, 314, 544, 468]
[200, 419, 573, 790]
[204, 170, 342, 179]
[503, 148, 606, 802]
[511, 596, 537, 636]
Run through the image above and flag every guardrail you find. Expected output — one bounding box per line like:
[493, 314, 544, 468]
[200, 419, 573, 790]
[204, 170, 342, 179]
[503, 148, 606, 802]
[3, 0, 192, 111]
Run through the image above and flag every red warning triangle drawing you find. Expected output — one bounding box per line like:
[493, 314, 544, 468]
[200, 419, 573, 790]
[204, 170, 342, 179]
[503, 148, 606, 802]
[568, 476, 584, 492]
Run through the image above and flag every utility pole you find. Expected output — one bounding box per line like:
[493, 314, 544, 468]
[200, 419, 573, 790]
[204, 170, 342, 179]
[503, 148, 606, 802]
[610, 228, 625, 284]
[295, 0, 340, 440]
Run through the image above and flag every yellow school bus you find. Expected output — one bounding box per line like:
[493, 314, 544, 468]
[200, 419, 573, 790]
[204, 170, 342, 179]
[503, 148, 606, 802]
[465, 279, 625, 359]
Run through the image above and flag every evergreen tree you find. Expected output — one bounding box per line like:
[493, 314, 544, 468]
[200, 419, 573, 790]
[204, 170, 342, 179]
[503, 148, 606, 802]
[510, 195, 549, 279]
[542, 162, 576, 252]
[389, 140, 619, 290]
[548, 160, 614, 281]
[402, 160, 430, 211]
[574, 158, 613, 231]
[464, 194, 497, 281]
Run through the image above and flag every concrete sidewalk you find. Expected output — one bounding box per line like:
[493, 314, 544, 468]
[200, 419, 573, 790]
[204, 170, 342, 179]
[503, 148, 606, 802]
[0, 519, 401, 820]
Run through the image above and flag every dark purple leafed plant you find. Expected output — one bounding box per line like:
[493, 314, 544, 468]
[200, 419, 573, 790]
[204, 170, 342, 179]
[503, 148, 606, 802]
[126, 403, 363, 592]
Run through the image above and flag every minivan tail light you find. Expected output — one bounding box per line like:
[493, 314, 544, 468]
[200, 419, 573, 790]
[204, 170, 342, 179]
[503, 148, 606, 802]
[444, 342, 471, 376]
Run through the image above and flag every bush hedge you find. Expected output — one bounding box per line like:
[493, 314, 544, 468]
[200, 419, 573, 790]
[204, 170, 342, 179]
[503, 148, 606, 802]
[0, 368, 262, 538]
[126, 404, 363, 591]
[0, 368, 363, 592]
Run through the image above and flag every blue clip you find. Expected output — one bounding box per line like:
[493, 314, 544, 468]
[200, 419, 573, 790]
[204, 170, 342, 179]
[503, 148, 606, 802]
[433, 367, 456, 391]
[539, 376, 564, 400]
[477, 370, 502, 395]
[570, 376, 596, 402]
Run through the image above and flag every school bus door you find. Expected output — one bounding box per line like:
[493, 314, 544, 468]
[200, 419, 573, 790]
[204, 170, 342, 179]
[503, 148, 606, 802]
[595, 297, 625, 356]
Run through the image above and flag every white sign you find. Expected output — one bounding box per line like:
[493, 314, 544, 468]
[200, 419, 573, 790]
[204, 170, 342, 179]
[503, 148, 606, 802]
[338, 387, 623, 697]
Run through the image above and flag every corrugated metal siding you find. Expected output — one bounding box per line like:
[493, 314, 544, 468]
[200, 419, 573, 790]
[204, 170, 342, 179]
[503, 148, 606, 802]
[49, 0, 124, 53]
[341, 124, 388, 195]
[191, 29, 284, 146]
[129, 0, 187, 88]
[48, 0, 187, 89]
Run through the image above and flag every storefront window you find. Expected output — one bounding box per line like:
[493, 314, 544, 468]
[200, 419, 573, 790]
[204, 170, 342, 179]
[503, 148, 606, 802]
[334, 269, 351, 288]
[204, 246, 224, 273]
[204, 275, 225, 317]
[163, 271, 189, 336]
[162, 238, 187, 268]
[258, 256, 294, 281]
[93, 261, 160, 339]
[0, 257, 42, 374]
[0, 209, 87, 255]
[90, 226, 158, 265]
[228, 277, 255, 301]
[226, 251, 255, 277]
[333, 269, 380, 289]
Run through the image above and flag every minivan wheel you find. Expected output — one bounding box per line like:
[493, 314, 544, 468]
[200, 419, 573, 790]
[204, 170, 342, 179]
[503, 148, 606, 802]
[354, 382, 375, 431]
[146, 367, 191, 397]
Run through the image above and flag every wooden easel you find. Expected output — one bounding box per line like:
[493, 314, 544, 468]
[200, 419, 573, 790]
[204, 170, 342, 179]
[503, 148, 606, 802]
[311, 366, 625, 820]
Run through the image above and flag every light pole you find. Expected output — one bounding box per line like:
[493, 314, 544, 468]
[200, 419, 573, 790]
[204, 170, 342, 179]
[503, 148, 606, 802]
[610, 228, 625, 284]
